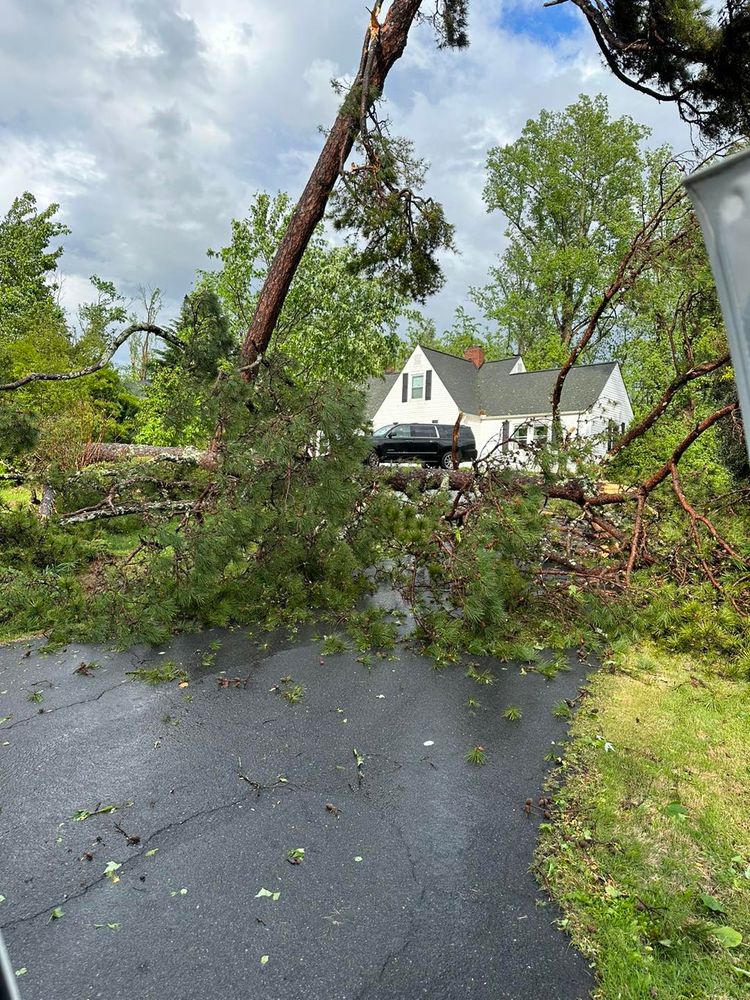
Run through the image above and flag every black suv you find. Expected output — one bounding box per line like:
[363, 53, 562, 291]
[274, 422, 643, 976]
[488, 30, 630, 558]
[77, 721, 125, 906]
[367, 423, 477, 468]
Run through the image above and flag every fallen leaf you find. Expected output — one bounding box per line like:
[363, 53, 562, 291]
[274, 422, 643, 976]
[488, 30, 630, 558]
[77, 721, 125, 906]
[104, 861, 122, 883]
[49, 906, 64, 921]
[664, 802, 689, 820]
[178, 680, 189, 688]
[712, 925, 742, 948]
[73, 804, 118, 822]
[145, 849, 159, 857]
[260, 955, 269, 966]
[354, 856, 363, 862]
[15, 968, 27, 977]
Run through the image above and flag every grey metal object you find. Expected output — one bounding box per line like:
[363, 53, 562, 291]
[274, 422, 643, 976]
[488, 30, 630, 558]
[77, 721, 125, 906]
[684, 145, 750, 458]
[0, 930, 21, 1000]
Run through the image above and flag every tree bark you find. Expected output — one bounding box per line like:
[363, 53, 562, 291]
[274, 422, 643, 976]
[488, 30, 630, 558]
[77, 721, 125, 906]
[59, 500, 195, 525]
[238, 0, 424, 377]
[0, 324, 180, 392]
[80, 442, 218, 470]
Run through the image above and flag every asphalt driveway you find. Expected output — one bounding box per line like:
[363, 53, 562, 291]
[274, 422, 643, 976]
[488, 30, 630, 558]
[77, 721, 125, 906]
[0, 616, 593, 1000]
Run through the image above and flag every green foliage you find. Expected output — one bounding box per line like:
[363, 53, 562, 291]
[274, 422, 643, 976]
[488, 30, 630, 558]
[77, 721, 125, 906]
[475, 94, 651, 365]
[0, 507, 88, 570]
[330, 134, 455, 303]
[465, 745, 486, 765]
[577, 0, 750, 140]
[126, 661, 187, 685]
[0, 196, 142, 469]
[380, 474, 546, 662]
[466, 663, 494, 685]
[281, 683, 305, 705]
[0, 192, 69, 343]
[320, 634, 349, 656]
[0, 404, 38, 463]
[638, 581, 750, 667]
[198, 191, 405, 385]
[345, 608, 399, 652]
[429, 0, 470, 49]
[137, 288, 232, 446]
[503, 704, 522, 721]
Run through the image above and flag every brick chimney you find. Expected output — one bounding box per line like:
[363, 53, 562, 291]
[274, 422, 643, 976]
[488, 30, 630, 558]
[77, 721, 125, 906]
[463, 345, 485, 368]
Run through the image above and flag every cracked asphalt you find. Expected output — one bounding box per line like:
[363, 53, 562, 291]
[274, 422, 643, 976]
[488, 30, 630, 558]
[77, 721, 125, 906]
[0, 615, 593, 1000]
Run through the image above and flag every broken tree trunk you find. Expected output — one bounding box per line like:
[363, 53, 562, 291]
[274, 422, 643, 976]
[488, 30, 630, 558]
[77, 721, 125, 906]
[238, 0, 423, 378]
[79, 442, 218, 471]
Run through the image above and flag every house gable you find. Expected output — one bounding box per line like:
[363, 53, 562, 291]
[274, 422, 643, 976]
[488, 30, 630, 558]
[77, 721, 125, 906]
[368, 346, 462, 428]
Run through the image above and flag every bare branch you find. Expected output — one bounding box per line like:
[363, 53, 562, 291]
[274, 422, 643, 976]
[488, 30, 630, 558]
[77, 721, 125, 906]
[59, 500, 196, 525]
[641, 403, 740, 494]
[606, 353, 731, 459]
[0, 323, 181, 392]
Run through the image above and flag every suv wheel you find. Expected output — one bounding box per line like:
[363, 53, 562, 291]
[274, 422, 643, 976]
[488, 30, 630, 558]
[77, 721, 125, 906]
[367, 450, 380, 468]
[440, 450, 455, 470]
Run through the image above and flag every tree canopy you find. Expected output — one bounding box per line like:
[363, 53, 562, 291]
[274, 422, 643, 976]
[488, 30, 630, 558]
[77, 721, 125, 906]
[474, 94, 654, 367]
[560, 0, 750, 140]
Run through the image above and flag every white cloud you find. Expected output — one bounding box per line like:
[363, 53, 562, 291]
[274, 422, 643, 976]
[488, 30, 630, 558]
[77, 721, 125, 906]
[0, 0, 694, 336]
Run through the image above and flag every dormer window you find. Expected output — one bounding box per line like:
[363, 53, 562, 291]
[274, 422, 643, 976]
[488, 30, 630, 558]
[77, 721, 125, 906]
[411, 374, 424, 399]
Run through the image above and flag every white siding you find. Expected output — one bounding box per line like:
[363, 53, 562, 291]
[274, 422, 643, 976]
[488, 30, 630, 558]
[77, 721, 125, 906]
[371, 346, 461, 429]
[578, 366, 633, 457]
[478, 415, 562, 466]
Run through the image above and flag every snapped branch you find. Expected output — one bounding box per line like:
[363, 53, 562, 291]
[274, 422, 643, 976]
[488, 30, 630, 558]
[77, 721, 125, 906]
[0, 323, 182, 392]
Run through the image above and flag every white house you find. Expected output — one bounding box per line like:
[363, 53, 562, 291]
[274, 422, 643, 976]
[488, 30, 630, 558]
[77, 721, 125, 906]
[366, 345, 633, 463]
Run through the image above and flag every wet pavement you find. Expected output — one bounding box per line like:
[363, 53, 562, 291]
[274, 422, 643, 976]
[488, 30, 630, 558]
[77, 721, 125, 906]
[0, 616, 593, 1000]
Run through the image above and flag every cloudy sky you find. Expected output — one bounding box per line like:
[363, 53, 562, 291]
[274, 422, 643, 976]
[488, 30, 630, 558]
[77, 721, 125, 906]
[0, 0, 693, 336]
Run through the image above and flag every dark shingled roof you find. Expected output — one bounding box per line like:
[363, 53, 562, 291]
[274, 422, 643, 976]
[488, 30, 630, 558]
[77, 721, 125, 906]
[420, 347, 522, 414]
[479, 362, 618, 416]
[365, 348, 620, 419]
[365, 373, 398, 418]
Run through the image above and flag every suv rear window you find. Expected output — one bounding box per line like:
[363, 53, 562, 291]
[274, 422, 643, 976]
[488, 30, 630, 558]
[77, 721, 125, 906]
[437, 425, 475, 441]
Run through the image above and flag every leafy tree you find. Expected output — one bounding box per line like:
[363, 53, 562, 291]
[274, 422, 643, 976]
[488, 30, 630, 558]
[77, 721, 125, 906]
[74, 275, 128, 363]
[473, 95, 654, 368]
[137, 288, 233, 446]
[0, 193, 69, 344]
[201, 192, 406, 383]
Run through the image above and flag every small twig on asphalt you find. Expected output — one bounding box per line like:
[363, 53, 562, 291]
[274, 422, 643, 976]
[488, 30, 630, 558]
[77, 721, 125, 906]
[114, 820, 141, 845]
[237, 756, 290, 796]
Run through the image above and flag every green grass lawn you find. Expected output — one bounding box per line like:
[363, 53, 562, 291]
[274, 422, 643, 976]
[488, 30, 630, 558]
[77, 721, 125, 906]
[0, 482, 33, 508]
[539, 644, 750, 999]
